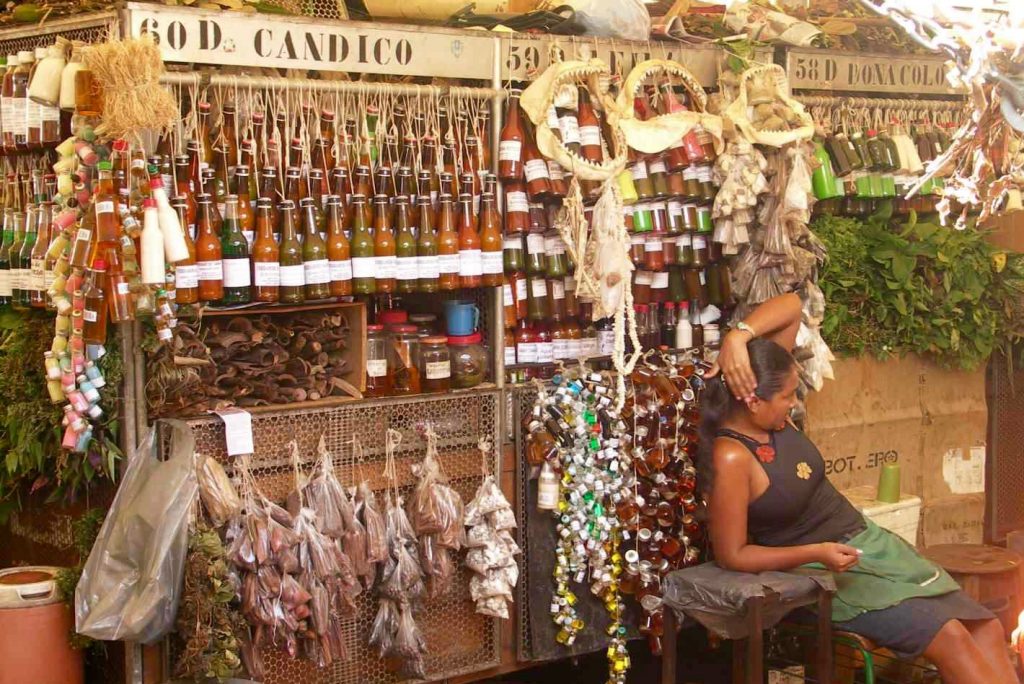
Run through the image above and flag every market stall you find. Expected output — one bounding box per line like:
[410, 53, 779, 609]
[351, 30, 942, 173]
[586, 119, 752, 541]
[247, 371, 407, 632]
[1, 2, 1023, 684]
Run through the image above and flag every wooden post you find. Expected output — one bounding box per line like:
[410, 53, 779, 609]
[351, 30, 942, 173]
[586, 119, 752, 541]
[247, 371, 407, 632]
[817, 590, 834, 684]
[747, 596, 764, 684]
[662, 606, 678, 684]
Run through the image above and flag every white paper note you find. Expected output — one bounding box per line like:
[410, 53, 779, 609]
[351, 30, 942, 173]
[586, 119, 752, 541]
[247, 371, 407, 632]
[214, 407, 255, 456]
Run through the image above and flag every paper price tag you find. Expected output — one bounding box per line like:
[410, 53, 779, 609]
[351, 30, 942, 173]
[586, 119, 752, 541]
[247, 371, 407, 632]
[214, 407, 255, 456]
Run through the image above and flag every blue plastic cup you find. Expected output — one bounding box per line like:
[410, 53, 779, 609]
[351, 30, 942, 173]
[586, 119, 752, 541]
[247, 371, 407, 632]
[444, 299, 480, 336]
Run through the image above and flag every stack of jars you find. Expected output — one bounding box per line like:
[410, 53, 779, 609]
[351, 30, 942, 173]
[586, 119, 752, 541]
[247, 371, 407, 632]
[498, 81, 731, 382]
[365, 308, 488, 396]
[498, 87, 603, 378]
[623, 84, 729, 358]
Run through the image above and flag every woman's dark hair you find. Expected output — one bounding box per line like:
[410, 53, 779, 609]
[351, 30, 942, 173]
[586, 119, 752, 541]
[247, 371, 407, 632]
[696, 338, 796, 497]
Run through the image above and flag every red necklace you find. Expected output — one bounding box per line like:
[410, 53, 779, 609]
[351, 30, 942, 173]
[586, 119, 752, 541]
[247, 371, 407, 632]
[755, 444, 776, 464]
[754, 431, 777, 464]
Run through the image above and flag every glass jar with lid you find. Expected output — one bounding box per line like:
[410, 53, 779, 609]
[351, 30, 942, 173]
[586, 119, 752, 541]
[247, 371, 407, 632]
[448, 332, 488, 388]
[409, 312, 439, 337]
[365, 324, 390, 397]
[388, 323, 421, 394]
[419, 335, 451, 393]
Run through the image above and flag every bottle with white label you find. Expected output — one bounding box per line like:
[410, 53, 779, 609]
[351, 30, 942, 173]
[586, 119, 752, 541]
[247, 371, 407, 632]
[170, 196, 199, 305]
[597, 318, 615, 356]
[11, 51, 32, 150]
[251, 196, 279, 303]
[416, 195, 439, 293]
[498, 89, 524, 182]
[82, 260, 108, 344]
[106, 249, 135, 323]
[457, 192, 482, 287]
[515, 320, 539, 366]
[365, 324, 390, 397]
[220, 195, 251, 304]
[349, 194, 375, 295]
[277, 199, 305, 304]
[195, 193, 224, 302]
[300, 197, 329, 300]
[420, 335, 452, 393]
[140, 198, 165, 285]
[394, 195, 418, 294]
[437, 192, 460, 291]
[1, 55, 15, 153]
[675, 301, 694, 349]
[537, 461, 560, 510]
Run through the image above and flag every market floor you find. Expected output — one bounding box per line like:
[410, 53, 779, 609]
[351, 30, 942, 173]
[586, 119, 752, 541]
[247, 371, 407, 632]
[490, 626, 734, 683]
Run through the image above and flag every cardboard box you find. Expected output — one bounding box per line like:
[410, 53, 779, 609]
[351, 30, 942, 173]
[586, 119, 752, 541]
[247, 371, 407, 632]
[805, 356, 925, 494]
[843, 485, 922, 546]
[805, 356, 987, 505]
[920, 493, 986, 546]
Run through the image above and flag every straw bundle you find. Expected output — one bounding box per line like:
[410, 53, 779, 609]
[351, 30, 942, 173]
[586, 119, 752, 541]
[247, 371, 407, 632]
[81, 34, 177, 141]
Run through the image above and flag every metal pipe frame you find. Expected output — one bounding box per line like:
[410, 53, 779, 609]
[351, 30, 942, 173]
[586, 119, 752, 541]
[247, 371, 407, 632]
[160, 71, 505, 100]
[794, 94, 965, 110]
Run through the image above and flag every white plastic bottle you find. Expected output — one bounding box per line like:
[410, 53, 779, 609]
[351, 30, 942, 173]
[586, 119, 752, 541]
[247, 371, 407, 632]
[675, 301, 694, 349]
[149, 177, 189, 263]
[139, 198, 165, 285]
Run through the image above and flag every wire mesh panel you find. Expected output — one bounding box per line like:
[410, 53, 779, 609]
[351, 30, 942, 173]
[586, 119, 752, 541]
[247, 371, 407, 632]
[510, 384, 538, 662]
[263, 0, 349, 19]
[0, 12, 117, 56]
[169, 390, 502, 684]
[986, 352, 1024, 542]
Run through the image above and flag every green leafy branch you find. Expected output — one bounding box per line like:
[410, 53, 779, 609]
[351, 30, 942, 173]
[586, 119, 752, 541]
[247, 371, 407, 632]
[814, 210, 1024, 369]
[0, 310, 123, 521]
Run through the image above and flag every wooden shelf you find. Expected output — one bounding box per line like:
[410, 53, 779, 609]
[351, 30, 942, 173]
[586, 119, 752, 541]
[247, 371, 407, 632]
[180, 298, 358, 317]
[505, 347, 699, 373]
[158, 382, 500, 421]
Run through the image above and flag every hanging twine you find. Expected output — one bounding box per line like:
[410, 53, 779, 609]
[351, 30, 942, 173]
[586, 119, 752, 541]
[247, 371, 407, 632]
[383, 428, 402, 501]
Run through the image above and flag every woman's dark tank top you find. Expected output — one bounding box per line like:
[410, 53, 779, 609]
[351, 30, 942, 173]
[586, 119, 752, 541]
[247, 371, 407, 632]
[716, 423, 865, 547]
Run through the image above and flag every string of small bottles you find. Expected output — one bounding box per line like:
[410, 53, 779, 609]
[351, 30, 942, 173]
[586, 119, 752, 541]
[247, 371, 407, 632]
[499, 77, 727, 381]
[529, 369, 630, 683]
[618, 355, 707, 654]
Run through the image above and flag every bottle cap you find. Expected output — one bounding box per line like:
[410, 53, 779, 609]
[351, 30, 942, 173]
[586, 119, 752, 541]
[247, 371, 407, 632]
[143, 198, 156, 209]
[17, 50, 33, 62]
[112, 139, 128, 152]
[91, 259, 107, 271]
[867, 129, 878, 137]
[663, 302, 675, 309]
[149, 177, 164, 189]
[96, 161, 112, 171]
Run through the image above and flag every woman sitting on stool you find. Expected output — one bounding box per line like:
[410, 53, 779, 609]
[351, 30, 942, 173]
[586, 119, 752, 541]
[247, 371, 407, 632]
[700, 293, 1016, 684]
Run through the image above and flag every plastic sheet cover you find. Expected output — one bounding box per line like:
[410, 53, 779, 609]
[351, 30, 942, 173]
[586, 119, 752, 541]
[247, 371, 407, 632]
[662, 564, 835, 640]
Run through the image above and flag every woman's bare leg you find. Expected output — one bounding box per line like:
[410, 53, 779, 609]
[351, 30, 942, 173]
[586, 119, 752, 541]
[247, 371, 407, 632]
[923, 620, 1005, 684]
[965, 618, 1019, 683]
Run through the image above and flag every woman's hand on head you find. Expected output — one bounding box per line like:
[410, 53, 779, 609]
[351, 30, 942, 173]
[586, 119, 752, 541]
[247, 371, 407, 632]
[707, 329, 758, 401]
[817, 542, 860, 573]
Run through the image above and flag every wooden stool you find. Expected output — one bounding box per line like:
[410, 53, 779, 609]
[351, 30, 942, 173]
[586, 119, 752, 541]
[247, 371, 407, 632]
[661, 589, 833, 684]
[922, 543, 1023, 635]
